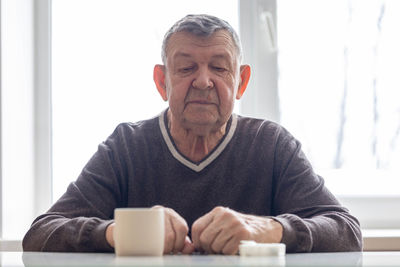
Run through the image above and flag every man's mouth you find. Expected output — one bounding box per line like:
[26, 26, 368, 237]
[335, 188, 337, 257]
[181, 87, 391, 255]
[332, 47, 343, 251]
[187, 100, 215, 105]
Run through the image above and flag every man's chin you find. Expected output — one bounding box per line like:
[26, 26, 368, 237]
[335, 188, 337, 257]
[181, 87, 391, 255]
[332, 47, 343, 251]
[184, 119, 217, 127]
[182, 117, 226, 135]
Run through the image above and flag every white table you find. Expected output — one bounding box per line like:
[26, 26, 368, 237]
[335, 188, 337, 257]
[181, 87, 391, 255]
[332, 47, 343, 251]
[1, 251, 400, 266]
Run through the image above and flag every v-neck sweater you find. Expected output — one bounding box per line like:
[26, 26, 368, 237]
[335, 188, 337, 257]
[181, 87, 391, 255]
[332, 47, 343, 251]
[23, 110, 362, 253]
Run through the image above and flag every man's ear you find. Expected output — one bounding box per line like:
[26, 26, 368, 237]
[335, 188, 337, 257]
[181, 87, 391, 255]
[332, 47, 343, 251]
[153, 64, 168, 101]
[236, 65, 251, 100]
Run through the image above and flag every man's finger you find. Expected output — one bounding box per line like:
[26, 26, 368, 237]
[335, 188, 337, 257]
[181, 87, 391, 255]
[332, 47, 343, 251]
[198, 207, 235, 253]
[198, 222, 222, 253]
[191, 211, 213, 250]
[221, 235, 240, 255]
[163, 211, 176, 254]
[182, 236, 195, 254]
[210, 228, 232, 254]
[169, 210, 189, 253]
[192, 207, 226, 250]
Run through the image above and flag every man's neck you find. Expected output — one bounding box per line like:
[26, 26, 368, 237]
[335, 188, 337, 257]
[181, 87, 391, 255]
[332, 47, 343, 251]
[167, 111, 227, 162]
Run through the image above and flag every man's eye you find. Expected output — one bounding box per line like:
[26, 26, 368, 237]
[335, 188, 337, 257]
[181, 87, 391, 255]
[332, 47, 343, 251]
[179, 67, 194, 73]
[212, 66, 227, 72]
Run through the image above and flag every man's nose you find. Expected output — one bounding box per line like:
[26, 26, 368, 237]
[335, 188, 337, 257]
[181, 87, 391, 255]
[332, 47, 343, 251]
[192, 67, 214, 90]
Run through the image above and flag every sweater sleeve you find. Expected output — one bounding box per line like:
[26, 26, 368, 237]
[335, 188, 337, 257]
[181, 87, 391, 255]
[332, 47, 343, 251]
[270, 127, 362, 253]
[23, 126, 127, 252]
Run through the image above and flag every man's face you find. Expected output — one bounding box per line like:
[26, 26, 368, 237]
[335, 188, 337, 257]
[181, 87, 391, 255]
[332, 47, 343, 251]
[164, 30, 241, 132]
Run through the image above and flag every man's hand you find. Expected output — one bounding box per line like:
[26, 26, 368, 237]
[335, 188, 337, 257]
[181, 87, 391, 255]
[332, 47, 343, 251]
[152, 205, 195, 254]
[191, 207, 283, 255]
[105, 222, 115, 248]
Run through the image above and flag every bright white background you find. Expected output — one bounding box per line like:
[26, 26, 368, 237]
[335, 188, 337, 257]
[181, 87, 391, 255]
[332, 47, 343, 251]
[278, 0, 400, 196]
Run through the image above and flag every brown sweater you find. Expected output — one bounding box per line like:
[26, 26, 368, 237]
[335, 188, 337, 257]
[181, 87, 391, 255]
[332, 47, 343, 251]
[23, 110, 362, 252]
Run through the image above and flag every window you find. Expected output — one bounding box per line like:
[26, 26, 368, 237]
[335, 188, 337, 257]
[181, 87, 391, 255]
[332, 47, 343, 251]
[1, 0, 35, 240]
[240, 0, 400, 229]
[276, 0, 400, 228]
[277, 0, 400, 198]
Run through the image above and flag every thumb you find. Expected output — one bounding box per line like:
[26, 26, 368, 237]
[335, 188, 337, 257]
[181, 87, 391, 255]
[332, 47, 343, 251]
[181, 236, 195, 254]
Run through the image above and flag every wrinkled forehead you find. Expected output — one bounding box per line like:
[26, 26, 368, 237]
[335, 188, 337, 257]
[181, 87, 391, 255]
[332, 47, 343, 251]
[165, 30, 240, 64]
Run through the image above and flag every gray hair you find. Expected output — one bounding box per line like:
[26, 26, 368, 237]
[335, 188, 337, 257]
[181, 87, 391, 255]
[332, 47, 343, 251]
[161, 14, 243, 65]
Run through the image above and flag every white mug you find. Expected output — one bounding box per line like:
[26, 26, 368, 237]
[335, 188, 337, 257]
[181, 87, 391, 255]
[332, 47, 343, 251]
[114, 208, 164, 256]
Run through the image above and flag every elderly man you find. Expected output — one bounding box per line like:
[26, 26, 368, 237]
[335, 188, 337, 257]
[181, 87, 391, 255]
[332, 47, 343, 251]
[23, 14, 362, 254]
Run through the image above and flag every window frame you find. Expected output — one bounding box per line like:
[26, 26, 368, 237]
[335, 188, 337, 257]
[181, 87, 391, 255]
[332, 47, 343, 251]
[0, 0, 3, 239]
[239, 0, 279, 122]
[33, 0, 53, 218]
